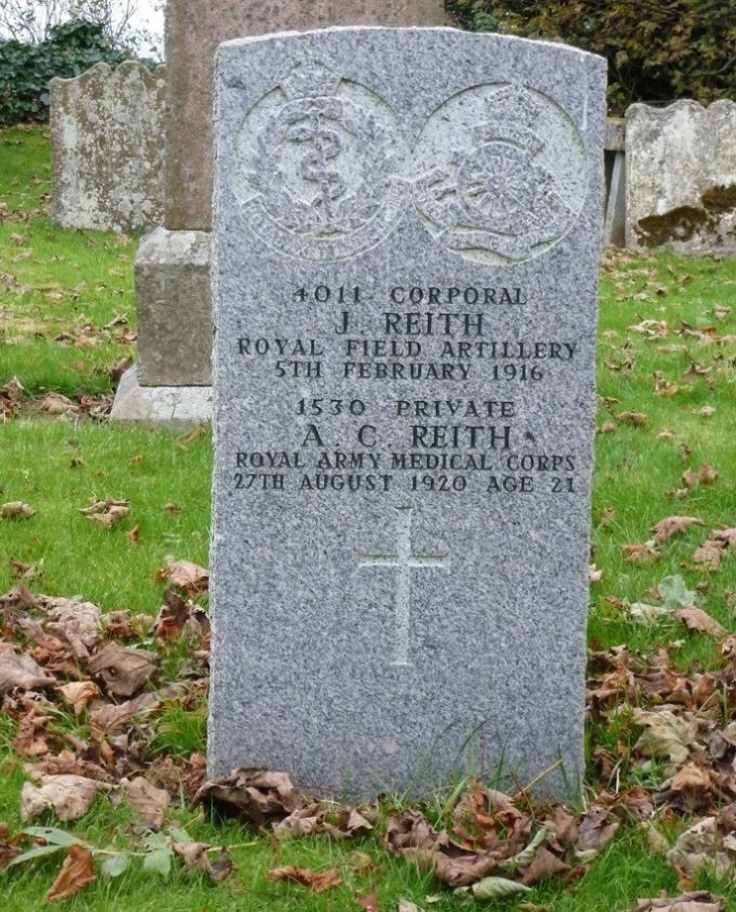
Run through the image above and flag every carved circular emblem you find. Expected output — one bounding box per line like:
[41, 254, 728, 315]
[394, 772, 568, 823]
[412, 83, 589, 265]
[230, 59, 407, 262]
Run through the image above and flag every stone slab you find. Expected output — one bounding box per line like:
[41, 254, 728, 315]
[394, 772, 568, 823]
[626, 99, 736, 253]
[164, 0, 444, 230]
[209, 27, 606, 799]
[51, 61, 165, 232]
[110, 366, 212, 426]
[135, 227, 212, 386]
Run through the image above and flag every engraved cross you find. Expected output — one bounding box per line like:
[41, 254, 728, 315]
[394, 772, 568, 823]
[358, 506, 449, 666]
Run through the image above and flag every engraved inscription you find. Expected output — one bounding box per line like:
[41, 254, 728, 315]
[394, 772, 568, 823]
[231, 58, 407, 261]
[358, 505, 449, 666]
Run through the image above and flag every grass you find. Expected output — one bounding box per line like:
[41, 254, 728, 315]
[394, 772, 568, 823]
[2, 125, 736, 910]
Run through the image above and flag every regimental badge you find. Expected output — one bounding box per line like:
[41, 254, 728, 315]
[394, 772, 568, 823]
[230, 58, 408, 262]
[413, 83, 588, 265]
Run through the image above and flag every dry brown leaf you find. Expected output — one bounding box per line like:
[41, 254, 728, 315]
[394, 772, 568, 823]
[692, 539, 725, 569]
[670, 763, 712, 792]
[617, 411, 649, 426]
[56, 681, 101, 718]
[651, 517, 705, 543]
[78, 496, 129, 528]
[384, 808, 502, 888]
[672, 607, 727, 638]
[520, 845, 570, 885]
[123, 776, 170, 829]
[38, 596, 103, 652]
[47, 844, 96, 903]
[153, 589, 210, 641]
[88, 693, 160, 738]
[87, 644, 156, 697]
[621, 543, 660, 563]
[20, 774, 106, 822]
[266, 865, 342, 894]
[191, 767, 297, 826]
[633, 708, 700, 767]
[0, 646, 55, 693]
[355, 887, 380, 912]
[40, 393, 76, 415]
[683, 464, 718, 489]
[0, 501, 35, 519]
[666, 817, 730, 878]
[575, 806, 619, 859]
[159, 559, 210, 595]
[630, 892, 725, 912]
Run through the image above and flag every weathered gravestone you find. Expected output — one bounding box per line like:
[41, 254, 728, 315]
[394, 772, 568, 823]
[210, 27, 606, 798]
[626, 99, 736, 255]
[51, 61, 166, 233]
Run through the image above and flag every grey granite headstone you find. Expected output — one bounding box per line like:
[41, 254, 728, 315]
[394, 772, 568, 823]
[210, 27, 606, 799]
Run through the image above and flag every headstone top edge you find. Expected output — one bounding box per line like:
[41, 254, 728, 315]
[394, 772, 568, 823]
[216, 26, 607, 69]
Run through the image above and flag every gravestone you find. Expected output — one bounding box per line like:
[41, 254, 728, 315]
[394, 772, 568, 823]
[626, 99, 736, 254]
[210, 27, 606, 798]
[51, 61, 165, 233]
[111, 0, 444, 422]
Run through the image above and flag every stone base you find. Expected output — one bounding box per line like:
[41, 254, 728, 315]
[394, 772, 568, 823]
[135, 226, 212, 386]
[110, 366, 212, 427]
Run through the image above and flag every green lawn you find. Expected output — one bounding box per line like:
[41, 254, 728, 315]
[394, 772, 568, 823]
[1, 125, 736, 911]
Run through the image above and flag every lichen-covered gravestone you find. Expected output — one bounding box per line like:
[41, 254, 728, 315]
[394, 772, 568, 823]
[625, 99, 736, 254]
[51, 61, 165, 232]
[210, 27, 606, 799]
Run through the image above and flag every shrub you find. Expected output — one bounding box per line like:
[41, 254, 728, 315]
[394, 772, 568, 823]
[0, 19, 129, 126]
[446, 0, 736, 115]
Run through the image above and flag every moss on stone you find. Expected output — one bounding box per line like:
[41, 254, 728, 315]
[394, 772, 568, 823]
[701, 183, 736, 213]
[636, 206, 708, 247]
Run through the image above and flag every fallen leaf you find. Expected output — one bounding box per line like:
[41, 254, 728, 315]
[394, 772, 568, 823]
[692, 538, 725, 569]
[78, 496, 129, 528]
[40, 393, 76, 415]
[520, 845, 570, 885]
[56, 681, 101, 717]
[171, 840, 235, 884]
[617, 411, 648, 426]
[630, 891, 725, 912]
[672, 607, 726, 638]
[457, 877, 533, 899]
[397, 901, 425, 912]
[666, 817, 730, 878]
[0, 501, 35, 519]
[158, 559, 209, 595]
[670, 763, 712, 792]
[575, 806, 619, 859]
[683, 464, 718, 489]
[698, 406, 716, 418]
[21, 774, 106, 822]
[123, 777, 170, 829]
[355, 886, 380, 911]
[153, 589, 210, 641]
[633, 708, 700, 767]
[651, 517, 705, 543]
[87, 644, 156, 697]
[191, 767, 297, 826]
[47, 844, 96, 902]
[266, 865, 342, 893]
[621, 543, 660, 563]
[0, 646, 55, 693]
